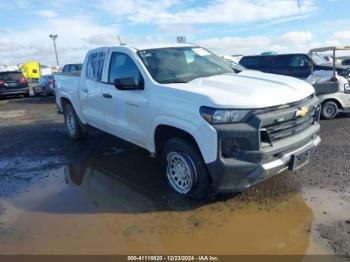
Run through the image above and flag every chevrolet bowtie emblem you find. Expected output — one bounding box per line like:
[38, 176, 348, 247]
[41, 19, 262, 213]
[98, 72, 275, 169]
[295, 106, 309, 117]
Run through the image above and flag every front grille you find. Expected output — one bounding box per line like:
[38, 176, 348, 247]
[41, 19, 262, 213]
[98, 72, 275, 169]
[260, 104, 319, 144]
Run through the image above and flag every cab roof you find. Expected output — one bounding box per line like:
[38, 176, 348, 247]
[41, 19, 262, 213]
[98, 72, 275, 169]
[130, 42, 195, 51]
[87, 43, 197, 55]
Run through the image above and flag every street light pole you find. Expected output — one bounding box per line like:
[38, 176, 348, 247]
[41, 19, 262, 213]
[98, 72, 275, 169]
[49, 34, 59, 67]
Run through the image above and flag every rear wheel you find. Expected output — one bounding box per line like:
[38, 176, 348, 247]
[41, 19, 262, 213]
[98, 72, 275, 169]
[321, 101, 338, 119]
[162, 138, 212, 199]
[64, 103, 87, 140]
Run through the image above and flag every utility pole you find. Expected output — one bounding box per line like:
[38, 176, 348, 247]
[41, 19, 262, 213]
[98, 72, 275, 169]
[49, 34, 59, 67]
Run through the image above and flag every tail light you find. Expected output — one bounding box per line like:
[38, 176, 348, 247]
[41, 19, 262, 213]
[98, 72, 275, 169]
[19, 76, 28, 84]
[49, 79, 56, 90]
[0, 80, 4, 85]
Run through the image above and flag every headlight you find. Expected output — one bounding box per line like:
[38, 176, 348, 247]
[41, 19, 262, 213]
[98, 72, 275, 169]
[200, 106, 250, 124]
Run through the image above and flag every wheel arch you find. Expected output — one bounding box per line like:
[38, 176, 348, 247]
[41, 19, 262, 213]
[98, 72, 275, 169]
[154, 125, 201, 154]
[320, 97, 344, 110]
[151, 116, 218, 164]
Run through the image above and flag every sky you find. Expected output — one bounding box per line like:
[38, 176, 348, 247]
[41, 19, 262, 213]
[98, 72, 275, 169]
[0, 0, 349, 66]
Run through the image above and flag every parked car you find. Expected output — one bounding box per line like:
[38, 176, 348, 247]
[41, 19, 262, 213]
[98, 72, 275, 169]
[342, 58, 350, 66]
[240, 53, 350, 80]
[55, 43, 321, 199]
[62, 63, 83, 74]
[0, 71, 30, 99]
[33, 75, 56, 96]
[307, 46, 350, 119]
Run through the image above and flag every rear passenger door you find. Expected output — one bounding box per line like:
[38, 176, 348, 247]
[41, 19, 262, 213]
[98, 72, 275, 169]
[271, 55, 292, 76]
[289, 54, 312, 79]
[79, 51, 106, 129]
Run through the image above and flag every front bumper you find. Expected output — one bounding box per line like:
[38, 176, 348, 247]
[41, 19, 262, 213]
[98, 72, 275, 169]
[206, 95, 321, 192]
[207, 131, 320, 192]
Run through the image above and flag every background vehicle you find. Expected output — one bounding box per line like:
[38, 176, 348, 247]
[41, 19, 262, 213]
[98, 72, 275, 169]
[20, 61, 52, 81]
[240, 53, 350, 80]
[33, 75, 56, 96]
[55, 44, 320, 199]
[62, 63, 83, 74]
[341, 57, 350, 66]
[0, 71, 29, 99]
[307, 46, 350, 119]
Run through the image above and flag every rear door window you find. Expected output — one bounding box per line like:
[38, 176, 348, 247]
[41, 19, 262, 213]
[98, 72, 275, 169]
[86, 52, 106, 81]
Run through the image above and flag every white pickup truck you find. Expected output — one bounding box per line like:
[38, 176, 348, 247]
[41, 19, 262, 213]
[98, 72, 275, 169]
[55, 43, 321, 199]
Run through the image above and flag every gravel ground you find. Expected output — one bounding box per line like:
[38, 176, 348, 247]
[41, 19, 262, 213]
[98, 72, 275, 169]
[0, 96, 349, 257]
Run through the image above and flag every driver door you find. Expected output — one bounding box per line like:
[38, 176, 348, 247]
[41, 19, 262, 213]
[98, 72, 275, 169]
[100, 52, 148, 147]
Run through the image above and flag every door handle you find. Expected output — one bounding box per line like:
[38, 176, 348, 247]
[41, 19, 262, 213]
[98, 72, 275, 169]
[103, 93, 112, 99]
[82, 87, 88, 93]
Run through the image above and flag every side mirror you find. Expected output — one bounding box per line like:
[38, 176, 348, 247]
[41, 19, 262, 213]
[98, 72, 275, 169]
[114, 77, 144, 90]
[345, 83, 350, 94]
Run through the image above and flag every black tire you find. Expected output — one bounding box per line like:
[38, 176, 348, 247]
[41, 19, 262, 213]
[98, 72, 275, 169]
[43, 87, 48, 97]
[162, 138, 212, 200]
[64, 103, 87, 140]
[321, 101, 338, 120]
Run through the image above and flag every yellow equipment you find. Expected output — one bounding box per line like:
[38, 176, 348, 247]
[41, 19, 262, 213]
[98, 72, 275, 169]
[20, 61, 41, 80]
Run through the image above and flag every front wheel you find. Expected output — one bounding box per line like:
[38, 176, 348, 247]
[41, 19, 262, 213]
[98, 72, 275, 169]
[162, 138, 212, 200]
[321, 101, 338, 119]
[64, 103, 86, 140]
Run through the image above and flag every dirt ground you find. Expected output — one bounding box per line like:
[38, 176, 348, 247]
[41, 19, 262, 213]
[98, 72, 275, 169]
[0, 96, 349, 258]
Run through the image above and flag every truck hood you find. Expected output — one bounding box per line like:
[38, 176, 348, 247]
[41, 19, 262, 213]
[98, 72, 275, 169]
[168, 71, 315, 109]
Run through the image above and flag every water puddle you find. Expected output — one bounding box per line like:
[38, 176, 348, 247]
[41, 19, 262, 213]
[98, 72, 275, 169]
[0, 151, 314, 255]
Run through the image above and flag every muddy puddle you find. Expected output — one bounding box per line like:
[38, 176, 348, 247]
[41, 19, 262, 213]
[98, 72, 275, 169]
[0, 150, 314, 255]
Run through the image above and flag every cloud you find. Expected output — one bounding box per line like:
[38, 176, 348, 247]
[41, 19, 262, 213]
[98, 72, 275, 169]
[195, 32, 319, 56]
[37, 10, 58, 18]
[0, 16, 120, 65]
[196, 36, 272, 55]
[84, 33, 119, 45]
[333, 31, 350, 41]
[98, 0, 317, 25]
[280, 31, 313, 46]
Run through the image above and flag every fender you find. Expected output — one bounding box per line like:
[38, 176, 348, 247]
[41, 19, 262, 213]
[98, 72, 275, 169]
[59, 93, 88, 125]
[151, 115, 218, 163]
[318, 94, 345, 109]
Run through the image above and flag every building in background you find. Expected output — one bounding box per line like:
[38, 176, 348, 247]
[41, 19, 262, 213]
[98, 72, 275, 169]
[0, 64, 20, 72]
[176, 36, 186, 43]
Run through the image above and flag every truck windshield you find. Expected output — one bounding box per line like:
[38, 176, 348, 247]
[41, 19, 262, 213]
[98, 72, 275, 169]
[311, 54, 329, 65]
[137, 47, 233, 84]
